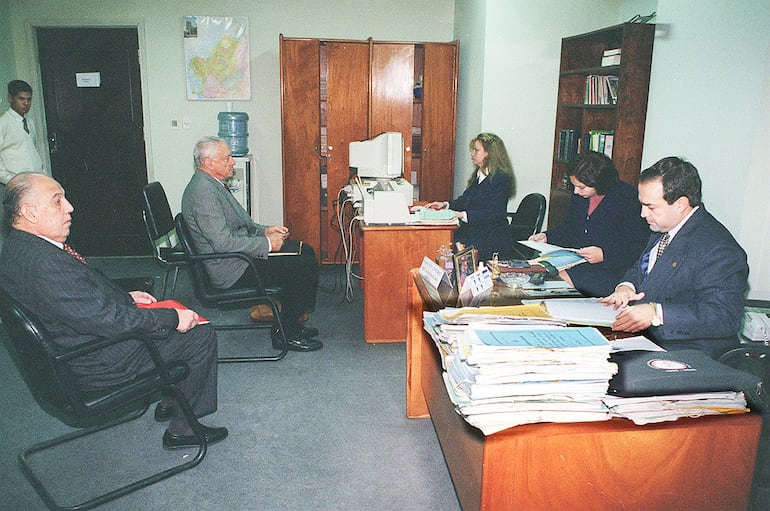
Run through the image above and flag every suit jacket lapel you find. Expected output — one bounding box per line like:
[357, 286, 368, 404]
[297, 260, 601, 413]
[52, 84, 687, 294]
[642, 209, 704, 286]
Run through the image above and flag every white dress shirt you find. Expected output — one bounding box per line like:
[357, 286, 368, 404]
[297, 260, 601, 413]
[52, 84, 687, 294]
[0, 108, 44, 184]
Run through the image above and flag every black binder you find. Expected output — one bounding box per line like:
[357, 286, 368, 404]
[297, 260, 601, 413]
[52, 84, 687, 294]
[608, 349, 761, 400]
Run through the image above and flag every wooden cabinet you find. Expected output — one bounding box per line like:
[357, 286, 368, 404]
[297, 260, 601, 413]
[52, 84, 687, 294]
[548, 23, 654, 227]
[280, 35, 459, 263]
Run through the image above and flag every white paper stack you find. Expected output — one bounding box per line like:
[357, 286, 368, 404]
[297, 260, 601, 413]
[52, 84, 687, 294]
[424, 309, 618, 435]
[602, 392, 750, 425]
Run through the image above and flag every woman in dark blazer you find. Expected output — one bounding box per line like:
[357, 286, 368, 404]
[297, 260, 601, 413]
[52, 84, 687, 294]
[530, 151, 649, 297]
[426, 132, 515, 259]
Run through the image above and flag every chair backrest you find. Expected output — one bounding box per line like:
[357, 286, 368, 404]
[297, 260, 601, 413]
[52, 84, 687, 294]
[0, 289, 85, 418]
[142, 182, 175, 243]
[174, 213, 217, 300]
[174, 213, 269, 307]
[509, 193, 546, 237]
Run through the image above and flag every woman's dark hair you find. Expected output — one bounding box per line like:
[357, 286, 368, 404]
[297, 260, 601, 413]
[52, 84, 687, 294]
[568, 151, 619, 195]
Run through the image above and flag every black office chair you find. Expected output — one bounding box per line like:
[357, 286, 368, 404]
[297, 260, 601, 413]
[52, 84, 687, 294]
[484, 192, 547, 258]
[0, 289, 206, 511]
[142, 182, 186, 299]
[718, 345, 770, 413]
[174, 213, 288, 362]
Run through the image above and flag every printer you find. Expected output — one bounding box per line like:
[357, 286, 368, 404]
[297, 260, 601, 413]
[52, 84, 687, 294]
[359, 178, 414, 224]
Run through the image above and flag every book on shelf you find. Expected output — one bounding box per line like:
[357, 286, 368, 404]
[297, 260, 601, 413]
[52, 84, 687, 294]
[584, 75, 618, 105]
[583, 129, 614, 158]
[601, 48, 621, 67]
[557, 129, 578, 162]
[606, 76, 619, 104]
[137, 299, 210, 324]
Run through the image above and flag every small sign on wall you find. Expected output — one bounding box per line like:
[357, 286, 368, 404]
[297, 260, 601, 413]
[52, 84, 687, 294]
[75, 72, 101, 87]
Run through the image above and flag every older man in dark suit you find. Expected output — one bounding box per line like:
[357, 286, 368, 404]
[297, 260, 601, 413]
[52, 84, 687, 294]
[0, 172, 227, 449]
[601, 157, 749, 358]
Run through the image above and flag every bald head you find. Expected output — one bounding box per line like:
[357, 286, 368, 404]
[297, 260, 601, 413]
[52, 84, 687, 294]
[3, 172, 74, 242]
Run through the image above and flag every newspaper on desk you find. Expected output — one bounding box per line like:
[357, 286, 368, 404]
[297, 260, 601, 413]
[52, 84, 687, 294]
[423, 307, 751, 435]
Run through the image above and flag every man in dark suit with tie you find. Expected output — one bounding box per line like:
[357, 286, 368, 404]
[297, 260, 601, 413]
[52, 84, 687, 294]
[601, 156, 749, 358]
[0, 172, 227, 449]
[181, 136, 322, 352]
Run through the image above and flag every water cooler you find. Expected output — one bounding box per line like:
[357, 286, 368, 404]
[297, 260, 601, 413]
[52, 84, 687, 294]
[228, 155, 252, 214]
[218, 111, 252, 215]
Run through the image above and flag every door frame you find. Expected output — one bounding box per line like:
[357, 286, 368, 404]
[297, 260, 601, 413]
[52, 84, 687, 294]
[24, 20, 156, 187]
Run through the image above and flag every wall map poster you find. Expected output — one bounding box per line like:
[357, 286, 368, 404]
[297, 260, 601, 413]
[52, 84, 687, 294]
[184, 16, 251, 100]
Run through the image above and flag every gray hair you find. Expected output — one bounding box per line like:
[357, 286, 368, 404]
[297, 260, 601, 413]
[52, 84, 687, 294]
[2, 172, 42, 235]
[193, 136, 227, 169]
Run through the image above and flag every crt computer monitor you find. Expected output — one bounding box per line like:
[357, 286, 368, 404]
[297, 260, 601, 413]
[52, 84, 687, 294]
[348, 132, 404, 179]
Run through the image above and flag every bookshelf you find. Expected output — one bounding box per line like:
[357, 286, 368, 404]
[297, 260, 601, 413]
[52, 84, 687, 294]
[548, 23, 654, 227]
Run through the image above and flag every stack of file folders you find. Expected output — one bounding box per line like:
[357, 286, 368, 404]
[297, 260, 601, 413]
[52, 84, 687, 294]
[424, 307, 618, 435]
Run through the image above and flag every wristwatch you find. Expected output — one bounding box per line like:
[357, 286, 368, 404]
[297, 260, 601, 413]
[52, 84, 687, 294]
[650, 302, 663, 327]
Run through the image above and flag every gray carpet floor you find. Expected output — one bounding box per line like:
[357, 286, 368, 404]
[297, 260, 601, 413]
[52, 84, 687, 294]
[0, 258, 462, 510]
[3, 257, 768, 510]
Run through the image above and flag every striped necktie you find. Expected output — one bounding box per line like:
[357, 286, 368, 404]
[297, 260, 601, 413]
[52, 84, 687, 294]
[63, 243, 87, 264]
[656, 232, 670, 258]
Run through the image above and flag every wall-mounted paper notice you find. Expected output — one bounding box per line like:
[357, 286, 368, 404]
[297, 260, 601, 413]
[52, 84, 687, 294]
[75, 72, 101, 87]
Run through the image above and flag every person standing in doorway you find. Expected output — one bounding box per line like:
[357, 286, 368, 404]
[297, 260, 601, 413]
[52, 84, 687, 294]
[0, 80, 45, 244]
[0, 80, 44, 182]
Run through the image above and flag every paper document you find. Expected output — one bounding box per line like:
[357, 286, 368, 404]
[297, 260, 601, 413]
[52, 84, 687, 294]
[609, 335, 666, 352]
[522, 297, 620, 326]
[518, 240, 587, 271]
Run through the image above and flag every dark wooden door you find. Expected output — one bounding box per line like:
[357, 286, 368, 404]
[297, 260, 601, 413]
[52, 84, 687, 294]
[280, 37, 321, 261]
[37, 28, 149, 256]
[421, 42, 458, 202]
[325, 41, 368, 262]
[371, 43, 414, 180]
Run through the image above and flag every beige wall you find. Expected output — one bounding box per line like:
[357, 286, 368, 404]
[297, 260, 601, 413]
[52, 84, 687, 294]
[456, 0, 770, 300]
[5, 0, 455, 224]
[5, 0, 768, 298]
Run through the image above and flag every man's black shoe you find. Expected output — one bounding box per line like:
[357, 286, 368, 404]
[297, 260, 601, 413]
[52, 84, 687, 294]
[162, 425, 229, 450]
[271, 327, 322, 352]
[297, 325, 319, 339]
[154, 402, 172, 422]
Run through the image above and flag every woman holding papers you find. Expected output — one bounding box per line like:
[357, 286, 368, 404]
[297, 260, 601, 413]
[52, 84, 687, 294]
[529, 151, 648, 296]
[426, 132, 515, 259]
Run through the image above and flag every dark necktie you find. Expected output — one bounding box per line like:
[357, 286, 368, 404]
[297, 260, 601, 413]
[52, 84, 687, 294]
[22, 117, 29, 134]
[656, 232, 670, 259]
[640, 250, 651, 275]
[63, 243, 87, 264]
[640, 233, 669, 276]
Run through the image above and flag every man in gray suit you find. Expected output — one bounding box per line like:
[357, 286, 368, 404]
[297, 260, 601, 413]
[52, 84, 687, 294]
[0, 172, 227, 449]
[181, 136, 321, 352]
[601, 157, 749, 358]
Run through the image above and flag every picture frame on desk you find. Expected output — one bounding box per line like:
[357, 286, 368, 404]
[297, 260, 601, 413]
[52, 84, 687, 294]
[453, 247, 477, 291]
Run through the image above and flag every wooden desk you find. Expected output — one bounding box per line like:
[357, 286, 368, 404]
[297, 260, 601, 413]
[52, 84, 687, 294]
[358, 223, 456, 343]
[407, 269, 761, 511]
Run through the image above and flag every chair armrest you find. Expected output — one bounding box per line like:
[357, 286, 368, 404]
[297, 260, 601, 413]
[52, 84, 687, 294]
[159, 245, 186, 263]
[181, 251, 269, 294]
[55, 331, 171, 365]
[54, 331, 184, 385]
